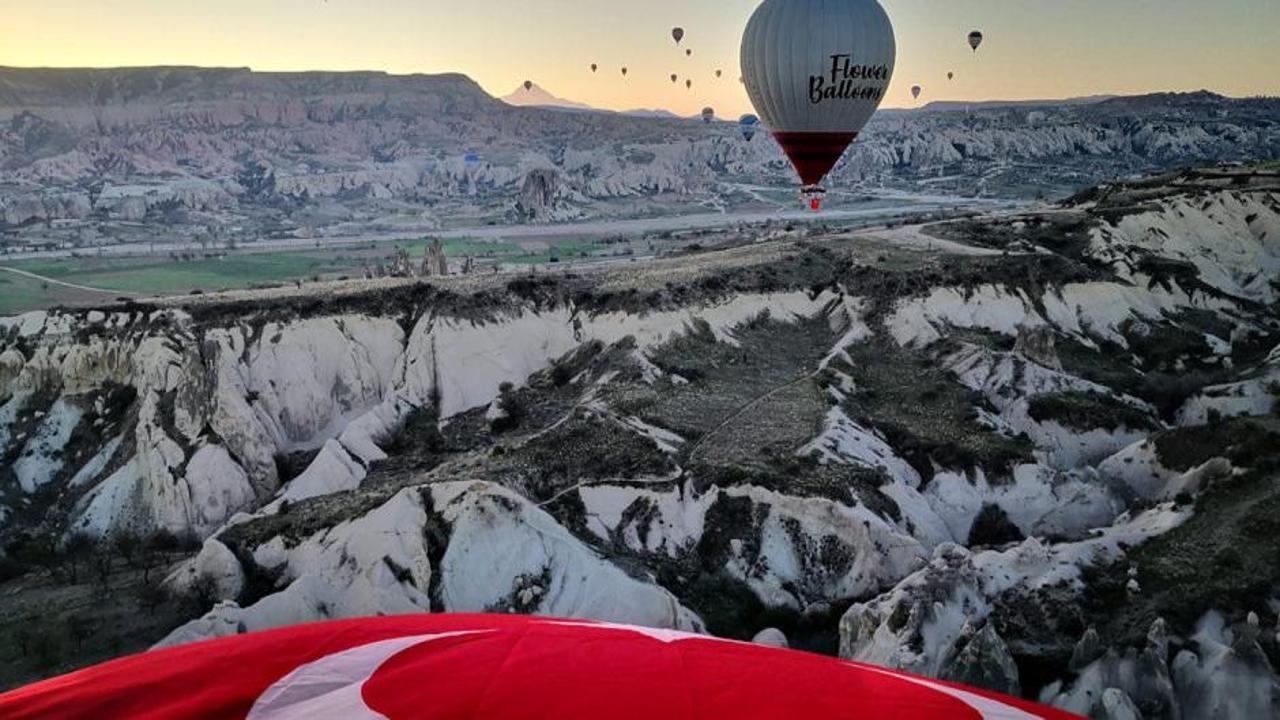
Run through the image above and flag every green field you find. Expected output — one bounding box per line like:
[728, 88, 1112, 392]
[0, 271, 117, 316]
[0, 234, 617, 315]
[8, 253, 365, 296]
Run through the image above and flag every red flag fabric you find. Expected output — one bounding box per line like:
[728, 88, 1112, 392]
[0, 614, 1081, 719]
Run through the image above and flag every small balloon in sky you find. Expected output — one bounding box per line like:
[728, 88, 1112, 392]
[686, 48, 693, 57]
[948, 71, 954, 81]
[911, 85, 922, 99]
[715, 69, 722, 78]
[621, 67, 628, 76]
[671, 73, 678, 83]
[672, 27, 684, 45]
[686, 79, 692, 90]
[591, 63, 598, 73]
[968, 30, 983, 52]
[523, 80, 533, 91]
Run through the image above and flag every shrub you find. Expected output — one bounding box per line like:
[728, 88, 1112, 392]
[0, 555, 29, 584]
[491, 383, 527, 434]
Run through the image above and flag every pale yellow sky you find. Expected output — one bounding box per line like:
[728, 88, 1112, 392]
[1, 0, 1277, 117]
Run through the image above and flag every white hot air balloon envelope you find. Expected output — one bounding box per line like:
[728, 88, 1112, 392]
[740, 0, 896, 189]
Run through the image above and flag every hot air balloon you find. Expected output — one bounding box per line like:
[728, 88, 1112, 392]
[741, 0, 896, 192]
[968, 30, 983, 52]
[911, 85, 922, 100]
[739, 113, 760, 141]
[0, 615, 1079, 720]
[947, 71, 954, 81]
[591, 63, 598, 73]
[715, 69, 723, 78]
[701, 107, 715, 124]
[672, 27, 684, 45]
[686, 48, 693, 57]
[621, 67, 628, 76]
[686, 79, 693, 90]
[523, 80, 533, 91]
[671, 73, 679, 83]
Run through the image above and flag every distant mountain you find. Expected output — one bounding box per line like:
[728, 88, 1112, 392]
[498, 87, 688, 120]
[499, 83, 594, 111]
[905, 95, 1117, 113]
[622, 108, 682, 120]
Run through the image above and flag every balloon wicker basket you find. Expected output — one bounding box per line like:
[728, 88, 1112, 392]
[802, 186, 825, 212]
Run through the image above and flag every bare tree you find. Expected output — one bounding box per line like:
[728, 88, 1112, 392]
[67, 614, 95, 653]
[62, 532, 95, 584]
[136, 577, 170, 616]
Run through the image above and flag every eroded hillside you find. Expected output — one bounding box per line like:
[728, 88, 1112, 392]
[1, 172, 1278, 717]
[1, 66, 1277, 250]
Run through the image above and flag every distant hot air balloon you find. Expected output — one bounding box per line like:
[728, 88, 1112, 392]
[911, 85, 922, 100]
[0, 615, 1079, 720]
[672, 27, 684, 45]
[591, 63, 598, 73]
[739, 113, 760, 141]
[621, 67, 628, 76]
[968, 30, 983, 52]
[947, 71, 954, 81]
[671, 73, 678, 83]
[715, 69, 723, 78]
[741, 0, 896, 191]
[701, 107, 715, 124]
[686, 49, 693, 57]
[686, 79, 693, 90]
[523, 80, 533, 91]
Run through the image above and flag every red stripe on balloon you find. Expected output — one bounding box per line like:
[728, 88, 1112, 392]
[771, 131, 858, 186]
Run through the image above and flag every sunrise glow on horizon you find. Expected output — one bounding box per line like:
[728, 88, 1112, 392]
[1, 0, 1277, 117]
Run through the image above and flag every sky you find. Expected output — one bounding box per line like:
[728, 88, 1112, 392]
[1, 0, 1278, 117]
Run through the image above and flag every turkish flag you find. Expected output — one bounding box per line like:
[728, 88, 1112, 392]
[0, 614, 1081, 719]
